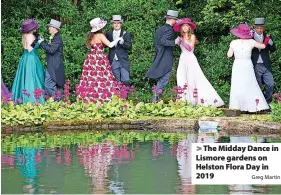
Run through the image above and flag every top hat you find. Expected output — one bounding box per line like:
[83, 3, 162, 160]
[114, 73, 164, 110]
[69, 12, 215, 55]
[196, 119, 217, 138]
[173, 18, 196, 32]
[165, 10, 179, 19]
[111, 15, 123, 23]
[21, 19, 40, 33]
[254, 18, 265, 26]
[230, 24, 253, 39]
[48, 19, 61, 30]
[90, 18, 107, 32]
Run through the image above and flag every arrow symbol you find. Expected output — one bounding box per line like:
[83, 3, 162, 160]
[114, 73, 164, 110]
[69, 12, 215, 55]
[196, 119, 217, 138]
[197, 146, 202, 151]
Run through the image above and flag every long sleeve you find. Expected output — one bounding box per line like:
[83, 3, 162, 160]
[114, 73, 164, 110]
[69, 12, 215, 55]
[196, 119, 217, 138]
[108, 39, 120, 48]
[120, 32, 132, 51]
[40, 35, 61, 54]
[160, 27, 175, 47]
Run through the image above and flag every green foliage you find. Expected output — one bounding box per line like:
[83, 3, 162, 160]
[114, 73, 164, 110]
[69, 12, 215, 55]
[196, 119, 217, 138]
[270, 103, 281, 122]
[1, 0, 281, 104]
[270, 93, 281, 122]
[1, 96, 223, 126]
[1, 131, 190, 154]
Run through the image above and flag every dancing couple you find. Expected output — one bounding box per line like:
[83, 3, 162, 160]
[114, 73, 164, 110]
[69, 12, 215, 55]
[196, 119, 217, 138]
[146, 10, 275, 113]
[76, 15, 132, 103]
[9, 18, 65, 104]
[146, 10, 224, 107]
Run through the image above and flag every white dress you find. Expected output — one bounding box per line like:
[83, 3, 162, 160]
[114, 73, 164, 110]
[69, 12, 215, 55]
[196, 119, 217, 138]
[229, 39, 269, 112]
[177, 44, 225, 107]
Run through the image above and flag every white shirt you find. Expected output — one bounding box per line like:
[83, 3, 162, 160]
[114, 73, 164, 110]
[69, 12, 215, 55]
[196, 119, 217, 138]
[254, 32, 264, 63]
[113, 30, 121, 40]
[113, 29, 121, 60]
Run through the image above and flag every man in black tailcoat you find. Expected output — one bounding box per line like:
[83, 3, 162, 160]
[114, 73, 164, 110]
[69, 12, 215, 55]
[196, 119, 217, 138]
[106, 15, 132, 87]
[145, 10, 178, 102]
[38, 19, 65, 98]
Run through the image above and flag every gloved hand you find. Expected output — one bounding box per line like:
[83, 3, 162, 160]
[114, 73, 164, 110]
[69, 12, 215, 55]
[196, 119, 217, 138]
[119, 37, 124, 44]
[268, 38, 273, 46]
[109, 37, 121, 48]
[38, 36, 45, 44]
[263, 36, 271, 46]
[265, 35, 274, 46]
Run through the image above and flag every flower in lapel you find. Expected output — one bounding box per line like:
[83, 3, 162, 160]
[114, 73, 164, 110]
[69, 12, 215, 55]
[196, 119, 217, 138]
[49, 34, 54, 44]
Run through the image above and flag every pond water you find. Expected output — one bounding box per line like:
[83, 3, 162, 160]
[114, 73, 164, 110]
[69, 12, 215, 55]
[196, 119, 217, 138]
[1, 131, 281, 194]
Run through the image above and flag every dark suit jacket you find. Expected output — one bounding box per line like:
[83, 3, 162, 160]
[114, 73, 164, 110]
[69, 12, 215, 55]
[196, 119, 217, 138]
[40, 32, 65, 87]
[251, 34, 276, 72]
[145, 23, 175, 79]
[105, 29, 132, 72]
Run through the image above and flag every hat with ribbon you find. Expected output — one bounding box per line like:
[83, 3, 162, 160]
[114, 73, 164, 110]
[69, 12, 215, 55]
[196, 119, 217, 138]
[254, 18, 265, 26]
[173, 18, 196, 32]
[90, 18, 107, 32]
[111, 15, 123, 23]
[20, 19, 40, 33]
[230, 24, 253, 39]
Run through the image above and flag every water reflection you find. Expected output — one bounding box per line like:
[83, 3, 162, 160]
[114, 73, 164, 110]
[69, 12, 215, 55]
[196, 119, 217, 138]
[228, 136, 264, 194]
[1, 132, 281, 194]
[17, 148, 43, 193]
[177, 134, 197, 194]
[77, 141, 115, 194]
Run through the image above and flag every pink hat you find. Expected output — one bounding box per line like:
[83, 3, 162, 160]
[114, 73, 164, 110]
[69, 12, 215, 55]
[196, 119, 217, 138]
[173, 18, 196, 32]
[21, 19, 39, 33]
[90, 18, 107, 32]
[230, 24, 253, 39]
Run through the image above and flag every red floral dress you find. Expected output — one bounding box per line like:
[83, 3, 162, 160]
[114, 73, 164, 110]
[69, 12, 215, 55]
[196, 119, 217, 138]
[76, 43, 118, 103]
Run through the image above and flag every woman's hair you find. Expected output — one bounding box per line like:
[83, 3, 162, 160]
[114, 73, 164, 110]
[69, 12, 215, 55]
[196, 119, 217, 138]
[180, 24, 199, 45]
[86, 29, 103, 48]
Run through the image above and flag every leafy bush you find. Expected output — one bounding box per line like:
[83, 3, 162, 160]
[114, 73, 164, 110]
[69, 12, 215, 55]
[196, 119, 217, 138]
[270, 93, 281, 122]
[1, 96, 223, 126]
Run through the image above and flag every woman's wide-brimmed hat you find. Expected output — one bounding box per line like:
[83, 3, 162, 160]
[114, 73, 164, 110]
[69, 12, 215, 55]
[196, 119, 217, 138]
[21, 19, 40, 33]
[90, 18, 107, 32]
[230, 24, 253, 39]
[173, 18, 196, 32]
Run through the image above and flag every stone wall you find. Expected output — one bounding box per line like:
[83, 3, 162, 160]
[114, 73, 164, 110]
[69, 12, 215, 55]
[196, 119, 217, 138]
[2, 118, 281, 137]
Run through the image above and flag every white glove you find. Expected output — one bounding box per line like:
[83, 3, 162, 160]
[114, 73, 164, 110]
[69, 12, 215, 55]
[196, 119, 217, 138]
[119, 37, 124, 44]
[108, 38, 121, 48]
[38, 36, 45, 44]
